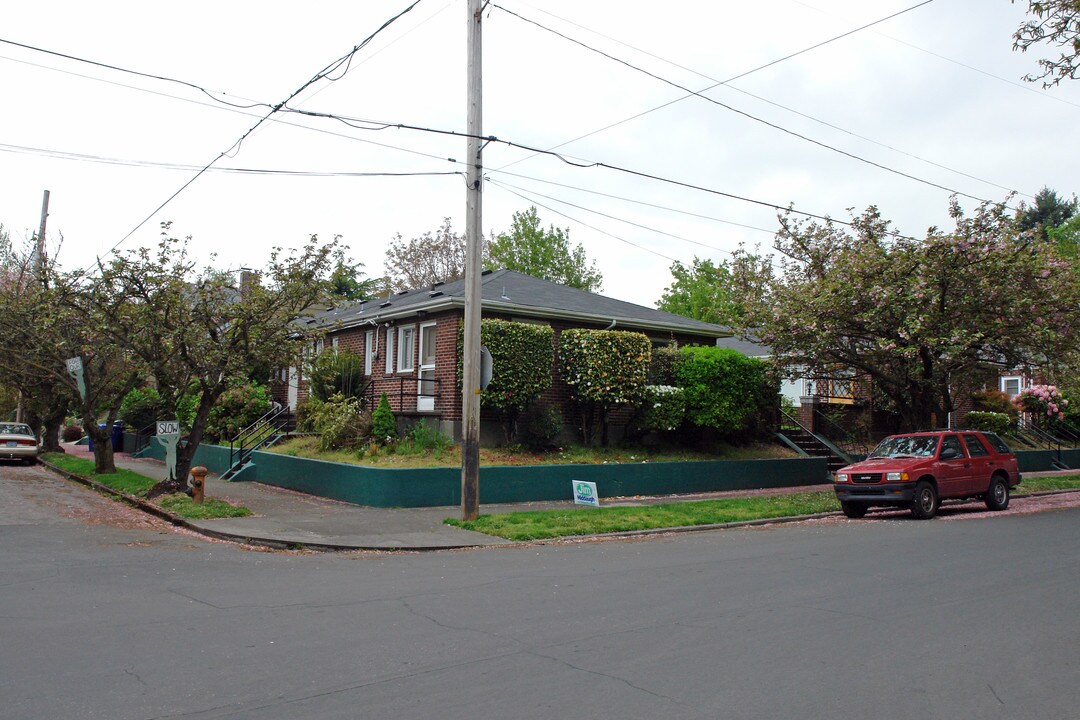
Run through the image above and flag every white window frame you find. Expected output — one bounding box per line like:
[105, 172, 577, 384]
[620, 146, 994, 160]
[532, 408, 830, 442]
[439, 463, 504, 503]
[1001, 375, 1023, 398]
[385, 327, 395, 374]
[331, 336, 339, 353]
[364, 330, 375, 375]
[397, 325, 416, 373]
[417, 322, 438, 412]
[315, 338, 325, 355]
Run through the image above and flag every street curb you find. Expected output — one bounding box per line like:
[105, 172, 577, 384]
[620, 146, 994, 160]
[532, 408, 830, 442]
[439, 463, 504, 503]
[38, 459, 1080, 551]
[38, 459, 487, 553]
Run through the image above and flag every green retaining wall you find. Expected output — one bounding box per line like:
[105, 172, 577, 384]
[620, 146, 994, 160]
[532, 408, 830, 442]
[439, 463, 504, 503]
[132, 438, 233, 475]
[246, 451, 830, 508]
[1015, 449, 1080, 472]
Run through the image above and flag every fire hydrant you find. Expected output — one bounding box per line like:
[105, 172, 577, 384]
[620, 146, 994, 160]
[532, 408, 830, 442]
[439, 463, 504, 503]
[189, 466, 208, 504]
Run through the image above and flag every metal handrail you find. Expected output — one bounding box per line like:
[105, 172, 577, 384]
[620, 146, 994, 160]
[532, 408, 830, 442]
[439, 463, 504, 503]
[813, 409, 873, 458]
[132, 422, 157, 454]
[362, 376, 442, 414]
[229, 406, 293, 472]
[777, 408, 853, 466]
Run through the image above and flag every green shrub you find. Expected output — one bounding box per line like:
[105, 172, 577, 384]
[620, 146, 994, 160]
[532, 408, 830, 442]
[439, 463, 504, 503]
[61, 424, 84, 442]
[676, 346, 773, 438]
[639, 385, 686, 432]
[458, 319, 555, 442]
[203, 383, 271, 443]
[558, 328, 650, 445]
[518, 403, 564, 450]
[964, 411, 1012, 435]
[304, 394, 371, 451]
[970, 389, 1019, 422]
[649, 343, 681, 385]
[372, 392, 397, 441]
[306, 348, 368, 401]
[399, 421, 451, 454]
[119, 387, 163, 432]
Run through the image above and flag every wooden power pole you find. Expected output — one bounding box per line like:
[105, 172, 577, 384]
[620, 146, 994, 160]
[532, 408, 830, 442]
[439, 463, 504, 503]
[461, 0, 483, 521]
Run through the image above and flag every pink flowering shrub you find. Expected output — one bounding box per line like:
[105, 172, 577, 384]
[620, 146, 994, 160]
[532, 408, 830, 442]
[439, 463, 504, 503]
[1013, 384, 1069, 421]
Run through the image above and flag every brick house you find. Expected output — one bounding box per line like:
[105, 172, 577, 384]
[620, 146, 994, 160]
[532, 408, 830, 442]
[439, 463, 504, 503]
[276, 269, 731, 442]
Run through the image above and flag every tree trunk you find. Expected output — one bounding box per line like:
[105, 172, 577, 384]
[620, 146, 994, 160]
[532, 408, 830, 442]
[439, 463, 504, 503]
[85, 422, 115, 474]
[41, 410, 65, 453]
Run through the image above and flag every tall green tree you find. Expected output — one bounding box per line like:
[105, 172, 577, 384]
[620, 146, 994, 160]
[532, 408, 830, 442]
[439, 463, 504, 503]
[1016, 186, 1078, 241]
[1013, 0, 1080, 86]
[488, 207, 603, 292]
[656, 257, 741, 325]
[88, 225, 336, 495]
[729, 198, 1080, 430]
[328, 243, 377, 301]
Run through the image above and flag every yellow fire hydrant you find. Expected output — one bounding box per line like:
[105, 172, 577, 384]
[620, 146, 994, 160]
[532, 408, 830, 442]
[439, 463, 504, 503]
[189, 466, 208, 504]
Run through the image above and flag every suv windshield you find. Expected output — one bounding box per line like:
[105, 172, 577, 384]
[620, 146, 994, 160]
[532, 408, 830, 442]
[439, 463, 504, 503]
[870, 435, 939, 458]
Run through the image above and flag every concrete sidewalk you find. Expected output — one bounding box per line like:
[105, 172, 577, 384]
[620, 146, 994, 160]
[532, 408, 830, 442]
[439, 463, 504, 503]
[55, 444, 1078, 552]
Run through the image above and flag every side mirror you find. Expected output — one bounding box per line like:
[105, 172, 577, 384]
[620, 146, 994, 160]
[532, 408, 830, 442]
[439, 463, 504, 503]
[940, 447, 960, 460]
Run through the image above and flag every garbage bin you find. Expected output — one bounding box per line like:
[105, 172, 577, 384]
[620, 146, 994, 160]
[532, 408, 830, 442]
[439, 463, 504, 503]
[88, 423, 125, 452]
[88, 423, 107, 452]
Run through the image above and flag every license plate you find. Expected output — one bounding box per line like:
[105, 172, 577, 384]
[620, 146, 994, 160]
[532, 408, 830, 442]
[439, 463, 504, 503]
[5, 441, 16, 447]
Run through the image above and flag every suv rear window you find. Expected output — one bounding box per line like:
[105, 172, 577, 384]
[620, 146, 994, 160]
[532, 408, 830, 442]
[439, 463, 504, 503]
[962, 434, 989, 456]
[982, 433, 1013, 454]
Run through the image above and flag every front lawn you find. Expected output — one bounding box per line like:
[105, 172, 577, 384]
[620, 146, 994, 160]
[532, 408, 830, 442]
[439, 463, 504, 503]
[447, 475, 1080, 541]
[42, 453, 251, 520]
[447, 491, 840, 541]
[264, 436, 798, 469]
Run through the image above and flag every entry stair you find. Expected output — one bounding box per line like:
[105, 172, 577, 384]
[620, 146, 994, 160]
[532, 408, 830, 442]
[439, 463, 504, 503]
[776, 409, 854, 477]
[222, 407, 295, 480]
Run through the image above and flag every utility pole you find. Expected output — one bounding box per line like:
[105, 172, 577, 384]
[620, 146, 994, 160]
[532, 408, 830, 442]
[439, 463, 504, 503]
[33, 190, 50, 280]
[461, 0, 483, 521]
[16, 189, 50, 423]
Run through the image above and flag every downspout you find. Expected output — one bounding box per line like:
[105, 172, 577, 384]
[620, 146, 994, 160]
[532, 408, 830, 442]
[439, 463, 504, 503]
[604, 319, 616, 330]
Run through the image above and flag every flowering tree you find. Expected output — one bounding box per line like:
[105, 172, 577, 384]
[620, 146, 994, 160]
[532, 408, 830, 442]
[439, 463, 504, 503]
[1014, 384, 1069, 422]
[729, 198, 1080, 431]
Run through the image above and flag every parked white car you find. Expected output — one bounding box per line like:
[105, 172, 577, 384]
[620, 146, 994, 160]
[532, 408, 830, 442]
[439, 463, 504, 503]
[0, 423, 40, 464]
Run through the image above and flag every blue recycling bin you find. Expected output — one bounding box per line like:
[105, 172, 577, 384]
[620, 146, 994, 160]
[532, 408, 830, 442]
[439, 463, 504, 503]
[88, 422, 125, 452]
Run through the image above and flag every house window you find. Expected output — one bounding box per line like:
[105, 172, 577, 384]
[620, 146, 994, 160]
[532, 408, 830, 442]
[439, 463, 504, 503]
[331, 337, 339, 353]
[364, 330, 375, 375]
[315, 338, 324, 354]
[385, 327, 395, 374]
[1001, 376, 1022, 398]
[398, 325, 416, 372]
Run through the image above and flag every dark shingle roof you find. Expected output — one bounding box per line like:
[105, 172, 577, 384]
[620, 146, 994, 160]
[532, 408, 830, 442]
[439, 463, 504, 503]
[312, 269, 731, 339]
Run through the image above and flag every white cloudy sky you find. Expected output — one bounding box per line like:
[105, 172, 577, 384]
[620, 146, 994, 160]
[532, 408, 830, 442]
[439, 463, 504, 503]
[2, 1, 1078, 305]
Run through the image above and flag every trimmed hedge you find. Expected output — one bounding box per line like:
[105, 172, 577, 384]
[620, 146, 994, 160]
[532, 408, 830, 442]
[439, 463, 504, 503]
[676, 346, 773, 437]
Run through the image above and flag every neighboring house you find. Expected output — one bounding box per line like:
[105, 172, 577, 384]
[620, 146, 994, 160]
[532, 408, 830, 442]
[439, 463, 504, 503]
[713, 337, 861, 411]
[277, 269, 732, 442]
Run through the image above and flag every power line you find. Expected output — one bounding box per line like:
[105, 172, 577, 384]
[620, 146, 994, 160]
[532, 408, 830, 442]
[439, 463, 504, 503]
[89, 0, 425, 272]
[787, 0, 1080, 112]
[0, 141, 463, 179]
[488, 180, 678, 262]
[495, 3, 1029, 199]
[490, 3, 1010, 209]
[491, 169, 778, 235]
[283, 108, 930, 241]
[0, 36, 271, 111]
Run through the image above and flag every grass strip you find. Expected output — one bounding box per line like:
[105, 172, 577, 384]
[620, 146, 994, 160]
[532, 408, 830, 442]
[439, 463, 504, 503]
[42, 452, 251, 519]
[158, 494, 252, 519]
[447, 491, 840, 541]
[44, 453, 156, 496]
[1014, 475, 1080, 494]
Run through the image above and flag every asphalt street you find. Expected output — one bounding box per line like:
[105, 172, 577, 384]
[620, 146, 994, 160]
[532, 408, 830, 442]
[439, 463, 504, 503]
[2, 460, 1078, 720]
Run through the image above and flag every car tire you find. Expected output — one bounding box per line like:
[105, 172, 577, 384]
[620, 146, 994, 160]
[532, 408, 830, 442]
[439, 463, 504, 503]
[910, 481, 938, 520]
[841, 502, 867, 519]
[985, 475, 1010, 511]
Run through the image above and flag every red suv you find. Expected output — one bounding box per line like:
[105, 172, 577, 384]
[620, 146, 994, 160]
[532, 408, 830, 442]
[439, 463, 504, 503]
[833, 430, 1021, 520]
